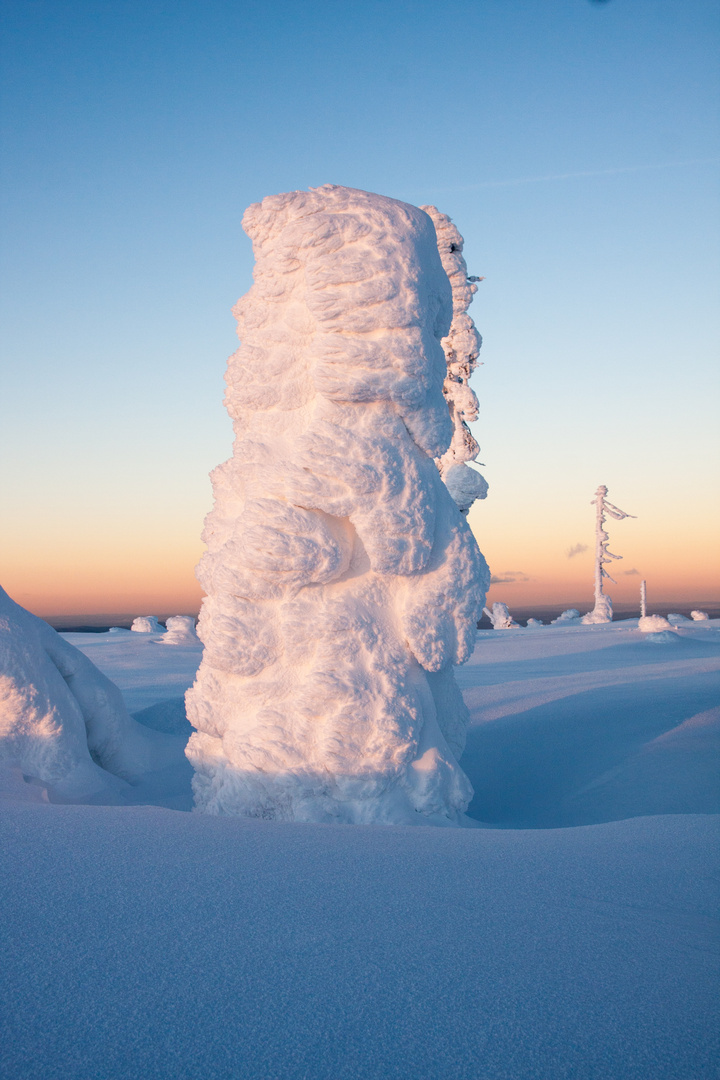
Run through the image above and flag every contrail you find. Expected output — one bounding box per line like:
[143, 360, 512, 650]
[420, 157, 719, 195]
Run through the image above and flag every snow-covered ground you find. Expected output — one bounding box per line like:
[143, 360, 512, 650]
[2, 619, 718, 1079]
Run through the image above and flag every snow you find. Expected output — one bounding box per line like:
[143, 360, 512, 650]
[186, 186, 490, 824]
[639, 613, 674, 632]
[483, 601, 519, 629]
[1, 616, 718, 1079]
[0, 588, 179, 804]
[159, 615, 199, 645]
[421, 205, 488, 514]
[552, 608, 581, 624]
[692, 609, 710, 621]
[131, 615, 165, 633]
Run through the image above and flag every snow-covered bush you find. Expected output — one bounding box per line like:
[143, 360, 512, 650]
[526, 618, 544, 629]
[421, 206, 488, 515]
[131, 616, 165, 633]
[483, 602, 519, 629]
[185, 185, 490, 825]
[691, 610, 710, 621]
[551, 609, 581, 625]
[160, 616, 199, 646]
[638, 614, 674, 633]
[0, 586, 168, 801]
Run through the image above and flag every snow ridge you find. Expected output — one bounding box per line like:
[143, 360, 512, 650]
[185, 185, 490, 825]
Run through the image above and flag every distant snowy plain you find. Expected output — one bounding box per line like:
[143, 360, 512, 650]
[2, 619, 718, 1079]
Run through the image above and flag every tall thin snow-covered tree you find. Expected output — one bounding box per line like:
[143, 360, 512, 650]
[581, 485, 636, 624]
[421, 206, 489, 515]
[185, 185, 490, 826]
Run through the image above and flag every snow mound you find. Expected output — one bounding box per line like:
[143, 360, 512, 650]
[0, 586, 175, 802]
[186, 185, 490, 825]
[638, 614, 675, 633]
[551, 608, 581, 624]
[159, 616, 199, 645]
[644, 630, 680, 644]
[692, 610, 710, 621]
[525, 618, 544, 629]
[667, 612, 693, 626]
[131, 616, 165, 633]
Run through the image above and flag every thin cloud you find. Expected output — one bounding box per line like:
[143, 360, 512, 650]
[422, 157, 719, 197]
[623, 568, 640, 576]
[566, 543, 588, 559]
[490, 571, 529, 585]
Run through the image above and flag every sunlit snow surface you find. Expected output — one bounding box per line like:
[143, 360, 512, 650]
[1, 620, 718, 1079]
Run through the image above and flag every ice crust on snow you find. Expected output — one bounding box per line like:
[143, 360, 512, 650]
[0, 587, 174, 801]
[131, 616, 165, 633]
[186, 185, 490, 824]
[421, 205, 488, 513]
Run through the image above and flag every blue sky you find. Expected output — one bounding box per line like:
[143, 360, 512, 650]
[1, 0, 718, 612]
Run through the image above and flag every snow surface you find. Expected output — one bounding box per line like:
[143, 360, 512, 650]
[187, 186, 490, 824]
[1, 618, 718, 1079]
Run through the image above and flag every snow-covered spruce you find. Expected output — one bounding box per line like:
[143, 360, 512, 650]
[0, 586, 173, 801]
[551, 609, 581, 624]
[185, 185, 490, 825]
[159, 616, 199, 646]
[483, 602, 519, 629]
[131, 616, 165, 633]
[421, 206, 488, 514]
[582, 486, 635, 625]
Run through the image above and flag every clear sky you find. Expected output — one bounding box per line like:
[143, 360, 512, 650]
[1, 0, 718, 616]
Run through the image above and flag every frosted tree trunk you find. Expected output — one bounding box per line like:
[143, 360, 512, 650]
[640, 579, 647, 618]
[582, 485, 635, 625]
[421, 206, 488, 515]
[185, 185, 490, 826]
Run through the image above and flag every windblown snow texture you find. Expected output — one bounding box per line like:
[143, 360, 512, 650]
[186, 185, 490, 824]
[0, 586, 169, 802]
[422, 206, 488, 513]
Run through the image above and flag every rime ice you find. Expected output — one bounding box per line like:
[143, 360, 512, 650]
[421, 205, 488, 513]
[185, 185, 490, 825]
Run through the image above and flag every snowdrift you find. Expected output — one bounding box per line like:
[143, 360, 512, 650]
[0, 586, 177, 802]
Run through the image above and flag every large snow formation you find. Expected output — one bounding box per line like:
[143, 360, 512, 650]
[0, 586, 173, 802]
[422, 205, 488, 513]
[186, 184, 490, 825]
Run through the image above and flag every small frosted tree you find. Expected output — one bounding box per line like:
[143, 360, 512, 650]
[581, 485, 635, 625]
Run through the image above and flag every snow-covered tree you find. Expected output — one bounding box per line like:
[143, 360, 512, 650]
[640, 579, 647, 618]
[185, 185, 490, 825]
[581, 485, 635, 625]
[483, 602, 518, 629]
[421, 206, 489, 514]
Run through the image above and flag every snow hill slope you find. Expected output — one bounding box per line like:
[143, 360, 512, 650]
[1, 619, 718, 1080]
